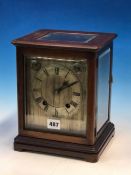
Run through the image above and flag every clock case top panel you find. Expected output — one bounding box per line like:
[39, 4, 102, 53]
[12, 29, 117, 51]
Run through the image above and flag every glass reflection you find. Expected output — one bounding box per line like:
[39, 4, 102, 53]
[97, 48, 110, 132]
[38, 32, 96, 43]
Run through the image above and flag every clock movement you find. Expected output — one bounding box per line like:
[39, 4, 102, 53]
[12, 29, 117, 162]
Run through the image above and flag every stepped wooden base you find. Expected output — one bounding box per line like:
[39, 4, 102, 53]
[14, 122, 114, 163]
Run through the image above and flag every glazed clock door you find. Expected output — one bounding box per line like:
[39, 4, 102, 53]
[24, 57, 87, 137]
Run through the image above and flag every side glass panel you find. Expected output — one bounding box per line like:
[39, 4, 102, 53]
[24, 57, 88, 137]
[97, 48, 111, 132]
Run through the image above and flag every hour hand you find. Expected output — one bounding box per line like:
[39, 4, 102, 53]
[62, 80, 69, 86]
[55, 80, 79, 93]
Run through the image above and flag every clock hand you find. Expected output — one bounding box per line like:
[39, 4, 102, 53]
[54, 81, 68, 94]
[62, 80, 69, 86]
[55, 81, 79, 93]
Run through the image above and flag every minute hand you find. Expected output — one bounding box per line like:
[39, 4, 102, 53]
[56, 81, 79, 93]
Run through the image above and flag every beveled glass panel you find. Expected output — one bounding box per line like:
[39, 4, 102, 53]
[97, 49, 110, 132]
[24, 57, 88, 137]
[38, 32, 96, 43]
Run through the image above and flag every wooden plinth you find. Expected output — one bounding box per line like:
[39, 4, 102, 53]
[14, 122, 114, 163]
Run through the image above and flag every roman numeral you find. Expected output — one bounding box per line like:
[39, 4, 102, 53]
[65, 71, 70, 79]
[55, 108, 58, 117]
[55, 67, 59, 75]
[44, 105, 48, 111]
[73, 92, 80, 96]
[35, 97, 42, 103]
[35, 77, 42, 81]
[65, 107, 69, 114]
[43, 67, 49, 76]
[70, 100, 78, 108]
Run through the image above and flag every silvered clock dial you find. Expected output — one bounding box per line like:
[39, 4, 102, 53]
[25, 57, 87, 136]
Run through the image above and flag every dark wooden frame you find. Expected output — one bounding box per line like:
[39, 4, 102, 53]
[12, 29, 117, 162]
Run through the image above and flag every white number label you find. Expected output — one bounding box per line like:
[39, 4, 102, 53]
[47, 119, 60, 130]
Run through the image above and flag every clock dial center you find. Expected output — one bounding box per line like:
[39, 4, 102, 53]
[41, 75, 72, 108]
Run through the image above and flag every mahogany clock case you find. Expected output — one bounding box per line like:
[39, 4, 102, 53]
[12, 29, 117, 162]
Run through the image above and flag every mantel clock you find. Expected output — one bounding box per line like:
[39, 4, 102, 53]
[12, 29, 117, 162]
